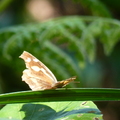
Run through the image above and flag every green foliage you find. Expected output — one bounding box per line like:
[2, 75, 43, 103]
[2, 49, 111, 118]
[0, 88, 120, 104]
[0, 0, 118, 119]
[0, 16, 120, 85]
[0, 101, 102, 120]
[74, 0, 111, 17]
[0, 88, 120, 120]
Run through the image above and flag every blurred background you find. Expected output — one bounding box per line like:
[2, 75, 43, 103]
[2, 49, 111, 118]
[0, 0, 120, 93]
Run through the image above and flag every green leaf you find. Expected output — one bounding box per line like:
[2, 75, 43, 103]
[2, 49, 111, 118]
[0, 101, 102, 120]
[0, 88, 120, 104]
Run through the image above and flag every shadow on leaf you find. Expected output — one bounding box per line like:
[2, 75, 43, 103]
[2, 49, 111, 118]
[20, 103, 101, 120]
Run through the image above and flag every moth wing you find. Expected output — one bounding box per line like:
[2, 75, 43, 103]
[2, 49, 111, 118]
[19, 51, 57, 90]
[22, 69, 55, 90]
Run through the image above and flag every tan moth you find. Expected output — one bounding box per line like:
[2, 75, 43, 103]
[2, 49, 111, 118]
[19, 51, 76, 91]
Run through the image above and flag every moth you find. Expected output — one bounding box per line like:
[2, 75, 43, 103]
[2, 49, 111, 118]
[19, 51, 76, 91]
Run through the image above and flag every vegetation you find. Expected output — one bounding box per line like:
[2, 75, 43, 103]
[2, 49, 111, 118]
[0, 0, 120, 119]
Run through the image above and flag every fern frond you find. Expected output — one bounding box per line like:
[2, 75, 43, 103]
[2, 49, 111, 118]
[0, 16, 120, 84]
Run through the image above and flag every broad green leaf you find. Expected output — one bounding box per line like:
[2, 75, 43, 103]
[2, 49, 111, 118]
[0, 101, 102, 120]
